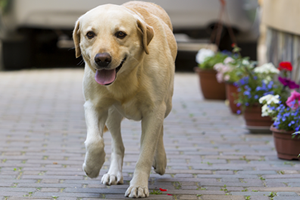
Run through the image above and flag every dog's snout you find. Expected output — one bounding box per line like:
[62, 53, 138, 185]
[95, 53, 112, 68]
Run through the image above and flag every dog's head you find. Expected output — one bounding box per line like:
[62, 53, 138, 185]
[73, 4, 154, 86]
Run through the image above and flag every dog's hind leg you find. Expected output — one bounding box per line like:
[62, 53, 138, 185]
[152, 125, 167, 175]
[101, 107, 125, 185]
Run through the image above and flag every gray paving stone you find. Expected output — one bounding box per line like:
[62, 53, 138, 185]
[273, 197, 300, 200]
[64, 188, 126, 194]
[247, 197, 269, 200]
[1, 70, 299, 199]
[277, 192, 299, 196]
[230, 192, 271, 196]
[32, 192, 101, 198]
[8, 198, 52, 200]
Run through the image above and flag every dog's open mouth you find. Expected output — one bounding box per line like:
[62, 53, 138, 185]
[95, 57, 127, 86]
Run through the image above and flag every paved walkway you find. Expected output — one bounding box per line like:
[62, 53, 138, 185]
[0, 69, 300, 200]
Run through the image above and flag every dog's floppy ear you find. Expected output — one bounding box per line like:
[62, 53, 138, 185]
[73, 19, 81, 58]
[137, 19, 154, 55]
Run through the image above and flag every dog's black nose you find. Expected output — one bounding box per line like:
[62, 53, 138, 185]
[95, 53, 112, 68]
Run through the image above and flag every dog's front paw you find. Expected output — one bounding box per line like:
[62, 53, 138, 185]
[125, 172, 149, 198]
[83, 139, 106, 178]
[152, 151, 167, 175]
[125, 185, 149, 198]
[101, 172, 123, 185]
[82, 161, 102, 178]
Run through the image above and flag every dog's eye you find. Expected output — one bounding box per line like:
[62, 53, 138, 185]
[86, 31, 95, 39]
[115, 31, 127, 39]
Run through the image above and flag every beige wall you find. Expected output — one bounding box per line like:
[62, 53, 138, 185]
[262, 0, 300, 35]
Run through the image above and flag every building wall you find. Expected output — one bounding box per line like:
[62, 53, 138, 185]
[266, 28, 300, 84]
[262, 0, 300, 35]
[261, 0, 300, 85]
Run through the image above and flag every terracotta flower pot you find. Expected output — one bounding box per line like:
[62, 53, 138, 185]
[194, 68, 226, 100]
[270, 126, 300, 160]
[225, 83, 241, 114]
[243, 105, 273, 133]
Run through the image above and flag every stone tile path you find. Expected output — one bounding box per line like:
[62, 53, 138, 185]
[0, 69, 299, 200]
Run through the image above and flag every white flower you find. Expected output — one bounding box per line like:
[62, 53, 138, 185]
[254, 63, 279, 74]
[261, 104, 274, 117]
[196, 48, 215, 64]
[259, 94, 280, 105]
[242, 59, 250, 65]
[224, 57, 234, 64]
[263, 76, 272, 84]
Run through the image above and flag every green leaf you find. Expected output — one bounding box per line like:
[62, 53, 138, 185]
[199, 52, 228, 70]
[292, 131, 300, 135]
[150, 190, 162, 195]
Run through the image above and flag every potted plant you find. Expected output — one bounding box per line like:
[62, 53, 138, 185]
[259, 91, 300, 160]
[214, 45, 255, 114]
[195, 48, 228, 100]
[259, 61, 300, 159]
[235, 62, 285, 132]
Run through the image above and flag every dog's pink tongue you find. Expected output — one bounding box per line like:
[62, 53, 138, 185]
[95, 69, 116, 85]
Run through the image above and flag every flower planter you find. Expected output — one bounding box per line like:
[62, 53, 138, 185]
[243, 105, 273, 133]
[270, 126, 300, 160]
[225, 83, 241, 114]
[194, 68, 226, 100]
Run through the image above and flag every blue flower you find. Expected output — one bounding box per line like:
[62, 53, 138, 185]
[256, 86, 263, 91]
[269, 106, 276, 111]
[238, 77, 249, 86]
[267, 81, 274, 89]
[244, 91, 251, 96]
[256, 82, 267, 91]
[264, 91, 274, 96]
[221, 50, 232, 56]
[288, 121, 295, 127]
[244, 85, 250, 90]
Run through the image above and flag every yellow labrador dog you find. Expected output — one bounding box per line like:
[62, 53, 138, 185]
[73, 1, 177, 198]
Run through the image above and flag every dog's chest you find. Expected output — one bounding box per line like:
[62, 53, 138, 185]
[114, 100, 143, 121]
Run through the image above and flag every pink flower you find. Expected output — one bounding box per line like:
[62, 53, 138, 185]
[286, 91, 300, 109]
[224, 57, 234, 64]
[224, 75, 230, 81]
[216, 73, 223, 83]
[213, 63, 224, 71]
[214, 62, 232, 83]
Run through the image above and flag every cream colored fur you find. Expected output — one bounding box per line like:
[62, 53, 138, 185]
[73, 1, 177, 198]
